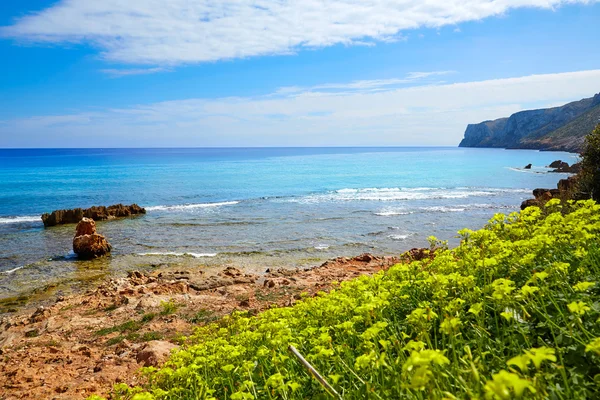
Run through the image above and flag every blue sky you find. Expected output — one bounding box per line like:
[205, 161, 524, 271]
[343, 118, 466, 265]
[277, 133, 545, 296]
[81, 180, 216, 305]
[0, 0, 599, 147]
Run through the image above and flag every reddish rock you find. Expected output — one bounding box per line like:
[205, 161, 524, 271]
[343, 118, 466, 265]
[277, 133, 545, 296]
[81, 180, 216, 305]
[73, 218, 111, 259]
[558, 176, 578, 193]
[520, 199, 540, 210]
[75, 217, 96, 237]
[136, 341, 177, 367]
[42, 203, 146, 227]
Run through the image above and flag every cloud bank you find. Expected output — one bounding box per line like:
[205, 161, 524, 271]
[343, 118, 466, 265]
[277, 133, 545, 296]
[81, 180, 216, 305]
[1, 0, 598, 65]
[2, 70, 599, 147]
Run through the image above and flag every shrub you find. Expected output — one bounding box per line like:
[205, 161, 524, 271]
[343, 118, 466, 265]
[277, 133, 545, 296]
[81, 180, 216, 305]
[578, 124, 600, 200]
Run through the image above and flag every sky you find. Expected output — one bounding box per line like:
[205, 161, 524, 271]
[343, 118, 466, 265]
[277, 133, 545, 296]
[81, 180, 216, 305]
[0, 1, 600, 148]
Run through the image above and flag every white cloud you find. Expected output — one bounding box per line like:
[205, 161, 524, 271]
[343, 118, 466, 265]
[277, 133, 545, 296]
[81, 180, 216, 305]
[1, 0, 597, 65]
[100, 67, 169, 77]
[275, 71, 454, 95]
[2, 70, 599, 147]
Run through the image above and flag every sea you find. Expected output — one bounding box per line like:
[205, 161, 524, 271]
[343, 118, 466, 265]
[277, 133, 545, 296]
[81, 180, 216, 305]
[0, 147, 577, 310]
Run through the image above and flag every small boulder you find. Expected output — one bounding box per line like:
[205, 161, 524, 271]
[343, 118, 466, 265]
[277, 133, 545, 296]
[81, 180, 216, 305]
[136, 341, 177, 367]
[520, 199, 539, 210]
[524, 164, 532, 169]
[73, 218, 111, 259]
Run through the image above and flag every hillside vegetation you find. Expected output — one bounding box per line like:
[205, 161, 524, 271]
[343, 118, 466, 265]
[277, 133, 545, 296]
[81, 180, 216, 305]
[98, 200, 600, 399]
[459, 93, 600, 152]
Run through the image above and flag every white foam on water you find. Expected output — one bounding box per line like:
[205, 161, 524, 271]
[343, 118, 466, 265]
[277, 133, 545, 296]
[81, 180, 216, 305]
[146, 201, 239, 211]
[291, 187, 530, 204]
[388, 234, 409, 241]
[0, 266, 24, 274]
[0, 216, 41, 224]
[314, 245, 330, 250]
[374, 210, 412, 216]
[138, 252, 217, 258]
[420, 206, 466, 213]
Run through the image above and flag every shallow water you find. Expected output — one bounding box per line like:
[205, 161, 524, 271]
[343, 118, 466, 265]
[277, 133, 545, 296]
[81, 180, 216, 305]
[0, 147, 577, 307]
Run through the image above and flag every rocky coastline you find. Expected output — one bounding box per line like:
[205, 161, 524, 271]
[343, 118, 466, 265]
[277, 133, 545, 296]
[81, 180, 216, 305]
[0, 251, 424, 399]
[41, 204, 146, 227]
[519, 159, 581, 210]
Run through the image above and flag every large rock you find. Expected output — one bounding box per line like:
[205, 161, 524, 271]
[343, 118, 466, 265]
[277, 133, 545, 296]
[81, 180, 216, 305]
[73, 218, 111, 259]
[42, 203, 146, 227]
[549, 160, 568, 169]
[136, 341, 177, 367]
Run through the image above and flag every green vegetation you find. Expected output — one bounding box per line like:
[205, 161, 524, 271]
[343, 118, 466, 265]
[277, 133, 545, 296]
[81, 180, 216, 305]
[160, 300, 179, 316]
[95, 320, 144, 336]
[187, 309, 218, 325]
[578, 124, 600, 201]
[102, 200, 600, 399]
[95, 312, 157, 339]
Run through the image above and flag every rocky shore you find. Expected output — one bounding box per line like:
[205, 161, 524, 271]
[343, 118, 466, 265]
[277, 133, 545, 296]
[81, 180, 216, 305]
[520, 160, 581, 210]
[42, 204, 146, 227]
[0, 252, 416, 399]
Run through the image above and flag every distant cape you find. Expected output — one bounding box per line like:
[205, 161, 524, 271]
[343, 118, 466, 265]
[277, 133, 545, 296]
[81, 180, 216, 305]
[458, 93, 600, 153]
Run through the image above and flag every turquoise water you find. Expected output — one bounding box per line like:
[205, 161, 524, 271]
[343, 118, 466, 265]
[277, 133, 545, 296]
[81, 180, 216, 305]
[0, 147, 577, 303]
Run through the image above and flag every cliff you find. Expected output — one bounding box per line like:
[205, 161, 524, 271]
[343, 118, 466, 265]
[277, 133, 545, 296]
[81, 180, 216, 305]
[459, 93, 600, 152]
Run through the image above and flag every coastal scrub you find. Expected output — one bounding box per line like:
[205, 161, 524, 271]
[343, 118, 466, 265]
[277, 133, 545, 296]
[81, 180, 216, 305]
[100, 199, 600, 399]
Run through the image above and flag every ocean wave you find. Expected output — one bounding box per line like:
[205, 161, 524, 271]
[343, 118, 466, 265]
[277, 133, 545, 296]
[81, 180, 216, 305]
[374, 210, 412, 216]
[505, 167, 549, 174]
[388, 234, 409, 241]
[138, 252, 217, 258]
[419, 206, 466, 213]
[314, 245, 330, 250]
[375, 203, 515, 216]
[146, 201, 239, 211]
[0, 215, 41, 225]
[290, 187, 530, 204]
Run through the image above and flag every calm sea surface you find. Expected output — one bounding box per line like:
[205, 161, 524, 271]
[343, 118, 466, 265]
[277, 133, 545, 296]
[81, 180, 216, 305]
[0, 147, 577, 306]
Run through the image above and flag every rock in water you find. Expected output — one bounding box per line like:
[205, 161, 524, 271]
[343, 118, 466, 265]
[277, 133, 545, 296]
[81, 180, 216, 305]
[73, 218, 111, 259]
[524, 164, 532, 169]
[42, 203, 146, 227]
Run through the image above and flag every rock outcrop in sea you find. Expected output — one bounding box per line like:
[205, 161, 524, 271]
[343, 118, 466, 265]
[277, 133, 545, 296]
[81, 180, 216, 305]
[521, 176, 579, 210]
[459, 93, 600, 152]
[72, 218, 112, 259]
[548, 160, 581, 173]
[42, 203, 146, 227]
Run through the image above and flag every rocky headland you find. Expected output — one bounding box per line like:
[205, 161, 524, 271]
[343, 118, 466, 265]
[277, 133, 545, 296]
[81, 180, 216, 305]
[459, 93, 600, 152]
[42, 204, 146, 227]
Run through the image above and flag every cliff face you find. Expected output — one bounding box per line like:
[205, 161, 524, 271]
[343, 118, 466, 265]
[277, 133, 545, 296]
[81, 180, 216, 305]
[459, 93, 600, 152]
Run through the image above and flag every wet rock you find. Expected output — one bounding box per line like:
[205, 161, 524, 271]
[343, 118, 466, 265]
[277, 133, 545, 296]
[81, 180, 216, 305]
[520, 199, 540, 210]
[524, 163, 532, 169]
[549, 160, 568, 169]
[73, 218, 111, 259]
[550, 161, 582, 173]
[42, 203, 146, 227]
[136, 341, 177, 367]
